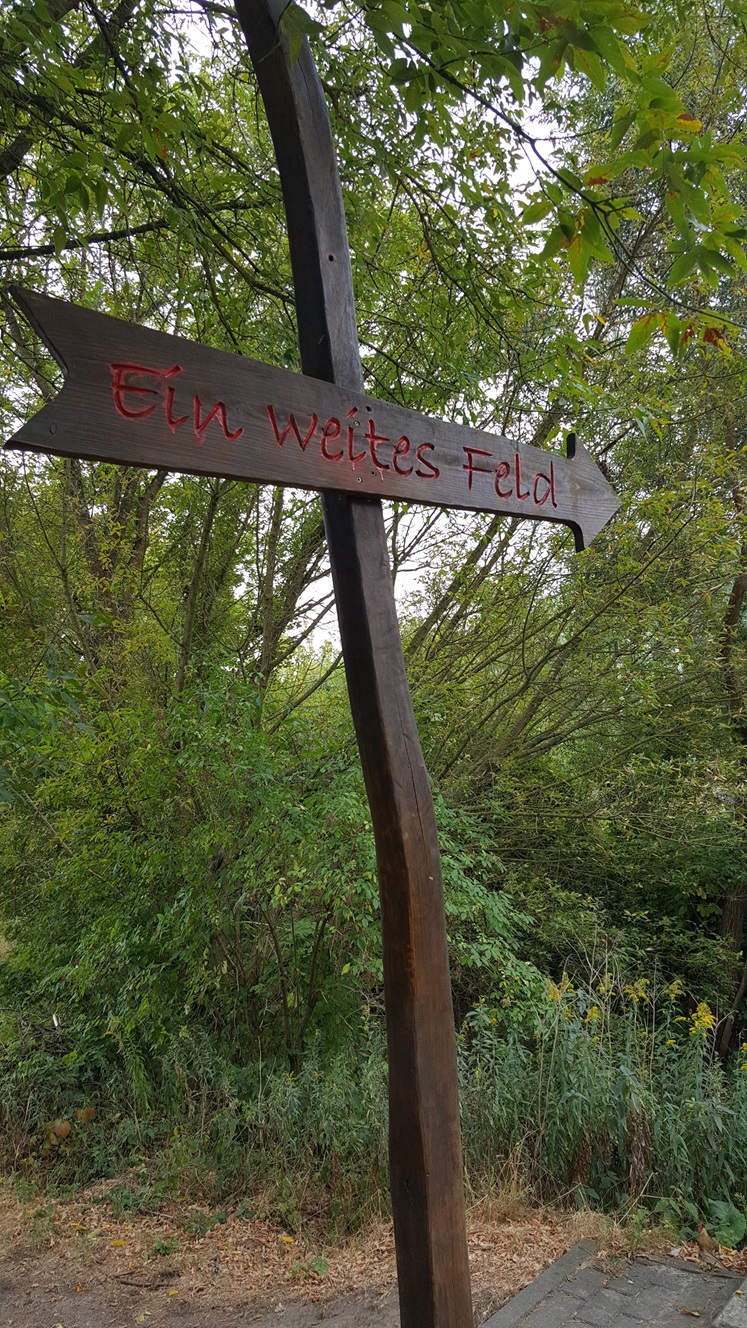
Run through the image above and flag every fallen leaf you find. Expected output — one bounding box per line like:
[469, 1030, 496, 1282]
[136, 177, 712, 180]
[111, 1239, 128, 1246]
[677, 1310, 700, 1318]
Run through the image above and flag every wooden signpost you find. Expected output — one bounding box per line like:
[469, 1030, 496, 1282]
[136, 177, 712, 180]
[9, 291, 617, 554]
[5, 3, 620, 1327]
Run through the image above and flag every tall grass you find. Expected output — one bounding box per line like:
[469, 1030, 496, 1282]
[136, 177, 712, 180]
[3, 974, 747, 1232]
[460, 973, 746, 1223]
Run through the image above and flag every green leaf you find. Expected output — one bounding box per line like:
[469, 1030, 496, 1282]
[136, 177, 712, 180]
[522, 197, 553, 224]
[607, 3, 650, 35]
[701, 245, 737, 277]
[666, 250, 698, 286]
[287, 28, 303, 65]
[640, 74, 681, 110]
[94, 178, 108, 216]
[663, 312, 682, 356]
[591, 24, 637, 74]
[389, 58, 415, 84]
[279, 2, 324, 39]
[719, 235, 747, 272]
[634, 127, 662, 152]
[535, 38, 567, 89]
[610, 111, 635, 149]
[540, 224, 569, 259]
[567, 233, 589, 284]
[625, 313, 659, 354]
[379, 0, 409, 27]
[115, 122, 138, 151]
[402, 78, 425, 113]
[708, 1202, 747, 1250]
[572, 46, 607, 91]
[556, 167, 585, 191]
[664, 191, 692, 240]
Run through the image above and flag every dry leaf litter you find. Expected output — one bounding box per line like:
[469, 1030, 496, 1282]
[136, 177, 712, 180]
[0, 1179, 633, 1315]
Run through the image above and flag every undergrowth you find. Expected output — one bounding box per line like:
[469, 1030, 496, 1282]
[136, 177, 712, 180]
[2, 971, 747, 1241]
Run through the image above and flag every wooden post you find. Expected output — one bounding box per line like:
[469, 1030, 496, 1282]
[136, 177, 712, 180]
[232, 4, 474, 1325]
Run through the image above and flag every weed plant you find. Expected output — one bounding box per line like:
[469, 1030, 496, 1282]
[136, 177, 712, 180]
[2, 972, 747, 1236]
[460, 972, 746, 1232]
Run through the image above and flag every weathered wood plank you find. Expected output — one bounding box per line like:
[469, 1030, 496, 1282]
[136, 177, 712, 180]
[7, 288, 618, 550]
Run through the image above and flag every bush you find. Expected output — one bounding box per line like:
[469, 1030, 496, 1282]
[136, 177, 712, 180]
[4, 957, 747, 1239]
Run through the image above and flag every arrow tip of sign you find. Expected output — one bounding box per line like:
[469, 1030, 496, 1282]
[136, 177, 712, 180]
[565, 432, 621, 551]
[564, 433, 585, 551]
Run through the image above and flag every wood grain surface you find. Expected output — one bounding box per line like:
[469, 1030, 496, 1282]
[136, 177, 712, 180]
[231, 4, 476, 1328]
[7, 288, 619, 551]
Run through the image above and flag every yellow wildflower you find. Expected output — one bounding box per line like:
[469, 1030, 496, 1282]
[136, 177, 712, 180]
[547, 974, 573, 1002]
[689, 1002, 716, 1037]
[666, 978, 685, 1001]
[585, 1005, 601, 1023]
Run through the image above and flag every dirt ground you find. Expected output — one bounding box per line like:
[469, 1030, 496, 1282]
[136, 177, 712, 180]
[0, 1177, 608, 1328]
[0, 1178, 738, 1328]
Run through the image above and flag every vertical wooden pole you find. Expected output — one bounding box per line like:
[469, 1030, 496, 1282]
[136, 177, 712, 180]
[233, 6, 473, 1325]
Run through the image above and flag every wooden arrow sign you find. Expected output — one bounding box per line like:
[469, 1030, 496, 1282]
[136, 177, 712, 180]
[6, 288, 619, 550]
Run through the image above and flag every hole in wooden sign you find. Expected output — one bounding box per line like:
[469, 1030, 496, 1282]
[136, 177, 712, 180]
[328, 254, 334, 261]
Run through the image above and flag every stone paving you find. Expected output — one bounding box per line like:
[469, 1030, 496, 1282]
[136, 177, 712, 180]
[484, 1239, 744, 1328]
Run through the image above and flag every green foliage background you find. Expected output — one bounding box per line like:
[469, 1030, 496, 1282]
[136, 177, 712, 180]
[2, 0, 747, 1232]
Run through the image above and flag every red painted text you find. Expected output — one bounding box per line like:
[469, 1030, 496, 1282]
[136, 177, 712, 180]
[110, 363, 243, 443]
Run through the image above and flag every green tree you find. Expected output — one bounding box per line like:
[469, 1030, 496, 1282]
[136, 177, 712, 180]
[2, 0, 747, 1200]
